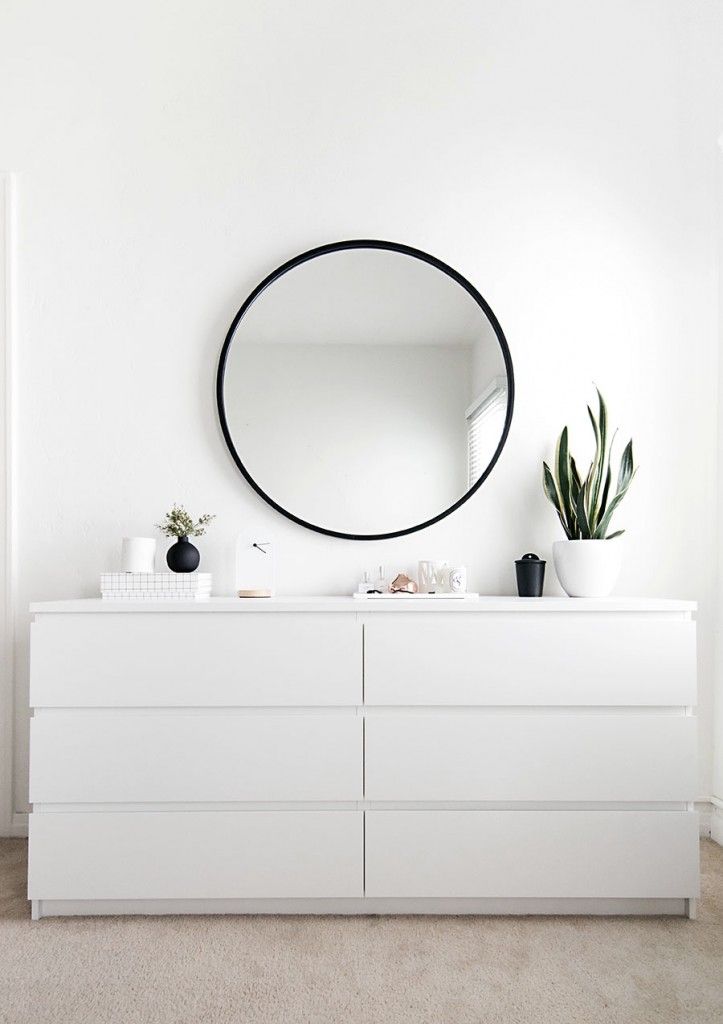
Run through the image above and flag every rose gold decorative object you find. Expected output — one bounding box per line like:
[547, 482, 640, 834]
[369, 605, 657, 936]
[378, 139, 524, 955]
[390, 573, 418, 594]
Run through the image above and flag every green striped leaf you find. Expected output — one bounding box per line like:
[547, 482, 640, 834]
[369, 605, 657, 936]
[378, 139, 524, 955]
[569, 455, 582, 493]
[575, 484, 591, 538]
[599, 464, 611, 520]
[556, 427, 572, 528]
[591, 388, 608, 526]
[618, 439, 634, 491]
[593, 472, 636, 539]
[543, 462, 572, 537]
[581, 459, 595, 537]
[543, 462, 562, 514]
[569, 456, 581, 538]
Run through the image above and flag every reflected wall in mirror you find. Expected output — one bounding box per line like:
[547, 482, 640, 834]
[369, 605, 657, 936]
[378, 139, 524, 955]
[217, 241, 514, 539]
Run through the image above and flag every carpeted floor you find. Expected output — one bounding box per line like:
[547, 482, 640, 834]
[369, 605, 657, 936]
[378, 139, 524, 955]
[0, 839, 721, 1024]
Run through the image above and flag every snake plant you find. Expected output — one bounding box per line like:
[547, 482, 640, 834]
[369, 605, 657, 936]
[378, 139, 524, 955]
[543, 390, 635, 540]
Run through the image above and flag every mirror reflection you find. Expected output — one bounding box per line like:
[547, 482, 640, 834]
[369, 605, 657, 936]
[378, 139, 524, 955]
[219, 245, 512, 538]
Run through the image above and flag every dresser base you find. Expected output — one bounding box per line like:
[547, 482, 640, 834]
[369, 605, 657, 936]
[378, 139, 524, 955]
[31, 896, 696, 920]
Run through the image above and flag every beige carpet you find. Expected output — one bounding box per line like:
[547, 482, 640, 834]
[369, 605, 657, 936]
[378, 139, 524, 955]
[0, 839, 721, 1024]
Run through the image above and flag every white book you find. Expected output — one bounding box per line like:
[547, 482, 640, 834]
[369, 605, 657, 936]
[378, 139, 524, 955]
[101, 584, 212, 592]
[102, 588, 210, 594]
[101, 591, 211, 601]
[100, 573, 212, 592]
[101, 573, 212, 585]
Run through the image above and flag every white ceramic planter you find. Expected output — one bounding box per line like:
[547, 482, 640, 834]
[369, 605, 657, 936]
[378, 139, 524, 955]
[552, 538, 623, 598]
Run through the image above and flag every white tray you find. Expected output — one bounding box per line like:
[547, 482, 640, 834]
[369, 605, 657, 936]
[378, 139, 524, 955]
[353, 592, 479, 600]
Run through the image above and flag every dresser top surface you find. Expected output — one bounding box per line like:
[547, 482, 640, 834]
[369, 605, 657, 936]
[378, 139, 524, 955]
[29, 596, 697, 614]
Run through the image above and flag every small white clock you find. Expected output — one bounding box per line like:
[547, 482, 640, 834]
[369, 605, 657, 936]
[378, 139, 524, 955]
[235, 532, 275, 598]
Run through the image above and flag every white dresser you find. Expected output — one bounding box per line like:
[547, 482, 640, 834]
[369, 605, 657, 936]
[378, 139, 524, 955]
[27, 597, 699, 918]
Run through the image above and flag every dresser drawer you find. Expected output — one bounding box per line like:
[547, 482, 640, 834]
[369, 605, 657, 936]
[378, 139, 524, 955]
[365, 810, 699, 898]
[365, 714, 696, 801]
[364, 615, 696, 705]
[30, 612, 362, 707]
[30, 712, 362, 803]
[29, 810, 363, 899]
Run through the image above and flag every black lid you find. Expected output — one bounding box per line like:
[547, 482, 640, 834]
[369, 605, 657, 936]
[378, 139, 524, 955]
[515, 552, 545, 564]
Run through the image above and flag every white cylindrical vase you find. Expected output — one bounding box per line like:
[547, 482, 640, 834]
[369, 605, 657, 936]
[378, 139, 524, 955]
[552, 538, 622, 598]
[121, 537, 157, 574]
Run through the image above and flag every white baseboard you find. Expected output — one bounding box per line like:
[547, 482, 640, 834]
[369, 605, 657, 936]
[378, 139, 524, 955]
[0, 810, 27, 838]
[711, 803, 723, 846]
[696, 800, 712, 838]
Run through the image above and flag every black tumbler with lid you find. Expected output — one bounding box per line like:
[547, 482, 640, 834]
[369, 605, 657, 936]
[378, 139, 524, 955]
[515, 552, 545, 597]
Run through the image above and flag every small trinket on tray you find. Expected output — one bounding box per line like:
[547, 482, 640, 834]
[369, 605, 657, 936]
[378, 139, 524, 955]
[390, 573, 418, 594]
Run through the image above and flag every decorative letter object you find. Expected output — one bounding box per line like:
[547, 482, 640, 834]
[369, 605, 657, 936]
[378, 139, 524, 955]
[418, 560, 448, 593]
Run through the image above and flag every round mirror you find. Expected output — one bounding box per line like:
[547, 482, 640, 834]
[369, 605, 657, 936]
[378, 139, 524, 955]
[217, 240, 514, 540]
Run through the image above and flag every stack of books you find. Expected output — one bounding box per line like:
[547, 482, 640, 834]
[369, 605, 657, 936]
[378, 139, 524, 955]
[100, 573, 212, 601]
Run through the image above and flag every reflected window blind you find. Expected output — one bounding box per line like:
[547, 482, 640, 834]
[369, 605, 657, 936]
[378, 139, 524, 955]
[467, 379, 507, 488]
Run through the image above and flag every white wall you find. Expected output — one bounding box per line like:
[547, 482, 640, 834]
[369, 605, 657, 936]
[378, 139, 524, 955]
[714, 135, 723, 844]
[1, 0, 722, 820]
[0, 175, 15, 833]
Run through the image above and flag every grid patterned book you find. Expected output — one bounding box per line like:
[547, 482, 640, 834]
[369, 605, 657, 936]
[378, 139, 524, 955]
[100, 573, 212, 599]
[101, 573, 211, 589]
[101, 593, 212, 601]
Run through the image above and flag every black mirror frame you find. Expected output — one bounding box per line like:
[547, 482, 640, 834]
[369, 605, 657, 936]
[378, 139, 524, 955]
[216, 239, 515, 541]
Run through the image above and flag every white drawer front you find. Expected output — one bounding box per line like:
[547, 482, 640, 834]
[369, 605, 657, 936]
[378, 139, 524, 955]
[29, 810, 363, 899]
[30, 613, 361, 707]
[364, 616, 696, 705]
[365, 810, 699, 898]
[30, 713, 362, 803]
[365, 714, 697, 801]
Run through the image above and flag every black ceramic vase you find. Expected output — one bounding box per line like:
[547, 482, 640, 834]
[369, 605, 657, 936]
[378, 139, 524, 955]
[166, 536, 200, 573]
